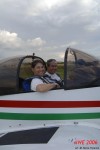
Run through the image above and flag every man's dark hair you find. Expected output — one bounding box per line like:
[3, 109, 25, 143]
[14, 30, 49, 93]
[46, 59, 56, 67]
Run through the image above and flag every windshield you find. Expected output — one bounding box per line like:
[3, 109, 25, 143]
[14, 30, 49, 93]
[64, 48, 100, 89]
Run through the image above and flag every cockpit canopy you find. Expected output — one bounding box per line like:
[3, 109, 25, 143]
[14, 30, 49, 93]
[0, 54, 45, 95]
[0, 48, 100, 95]
[64, 48, 100, 89]
[0, 57, 22, 95]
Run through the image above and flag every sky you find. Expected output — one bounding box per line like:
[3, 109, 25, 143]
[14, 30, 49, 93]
[0, 0, 100, 61]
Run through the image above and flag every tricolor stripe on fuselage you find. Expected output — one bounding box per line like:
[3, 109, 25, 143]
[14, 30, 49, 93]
[0, 100, 100, 120]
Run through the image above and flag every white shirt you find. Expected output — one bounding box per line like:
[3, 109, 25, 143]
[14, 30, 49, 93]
[31, 78, 45, 91]
[45, 72, 61, 81]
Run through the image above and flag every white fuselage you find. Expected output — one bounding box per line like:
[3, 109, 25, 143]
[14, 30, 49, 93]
[0, 87, 100, 132]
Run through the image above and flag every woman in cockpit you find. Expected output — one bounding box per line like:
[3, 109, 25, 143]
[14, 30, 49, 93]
[31, 59, 60, 92]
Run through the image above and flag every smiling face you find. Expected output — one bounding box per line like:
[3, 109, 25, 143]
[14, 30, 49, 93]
[32, 61, 46, 76]
[47, 60, 57, 74]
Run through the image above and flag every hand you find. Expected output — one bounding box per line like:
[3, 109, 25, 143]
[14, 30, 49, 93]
[54, 83, 60, 88]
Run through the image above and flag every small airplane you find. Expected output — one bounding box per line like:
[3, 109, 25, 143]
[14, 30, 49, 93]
[0, 47, 100, 150]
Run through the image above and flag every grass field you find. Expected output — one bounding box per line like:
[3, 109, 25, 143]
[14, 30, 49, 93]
[57, 63, 64, 79]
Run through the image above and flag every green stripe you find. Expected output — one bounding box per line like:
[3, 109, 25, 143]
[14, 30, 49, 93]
[0, 112, 100, 120]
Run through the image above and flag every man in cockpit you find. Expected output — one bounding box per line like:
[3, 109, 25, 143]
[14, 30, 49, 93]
[45, 59, 63, 87]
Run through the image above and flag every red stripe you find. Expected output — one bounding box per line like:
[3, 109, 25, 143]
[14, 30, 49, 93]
[0, 100, 100, 108]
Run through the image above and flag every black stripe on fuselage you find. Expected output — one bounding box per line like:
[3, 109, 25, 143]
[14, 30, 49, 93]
[0, 127, 59, 145]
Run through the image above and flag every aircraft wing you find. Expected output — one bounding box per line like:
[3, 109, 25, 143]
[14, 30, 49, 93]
[0, 124, 100, 150]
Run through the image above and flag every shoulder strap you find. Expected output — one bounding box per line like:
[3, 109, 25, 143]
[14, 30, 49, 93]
[43, 74, 57, 83]
[32, 75, 50, 83]
[43, 74, 63, 87]
[56, 73, 62, 80]
[38, 76, 50, 83]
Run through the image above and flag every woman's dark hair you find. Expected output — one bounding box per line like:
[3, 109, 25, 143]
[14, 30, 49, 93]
[31, 59, 45, 68]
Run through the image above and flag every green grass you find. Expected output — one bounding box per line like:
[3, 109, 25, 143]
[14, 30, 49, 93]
[57, 63, 64, 79]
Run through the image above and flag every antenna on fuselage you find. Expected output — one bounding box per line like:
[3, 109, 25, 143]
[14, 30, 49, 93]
[33, 53, 35, 56]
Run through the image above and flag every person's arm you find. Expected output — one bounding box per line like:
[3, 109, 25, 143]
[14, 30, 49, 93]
[36, 83, 59, 92]
[31, 78, 60, 92]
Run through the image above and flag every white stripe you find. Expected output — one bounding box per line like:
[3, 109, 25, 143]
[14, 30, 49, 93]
[0, 107, 100, 114]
